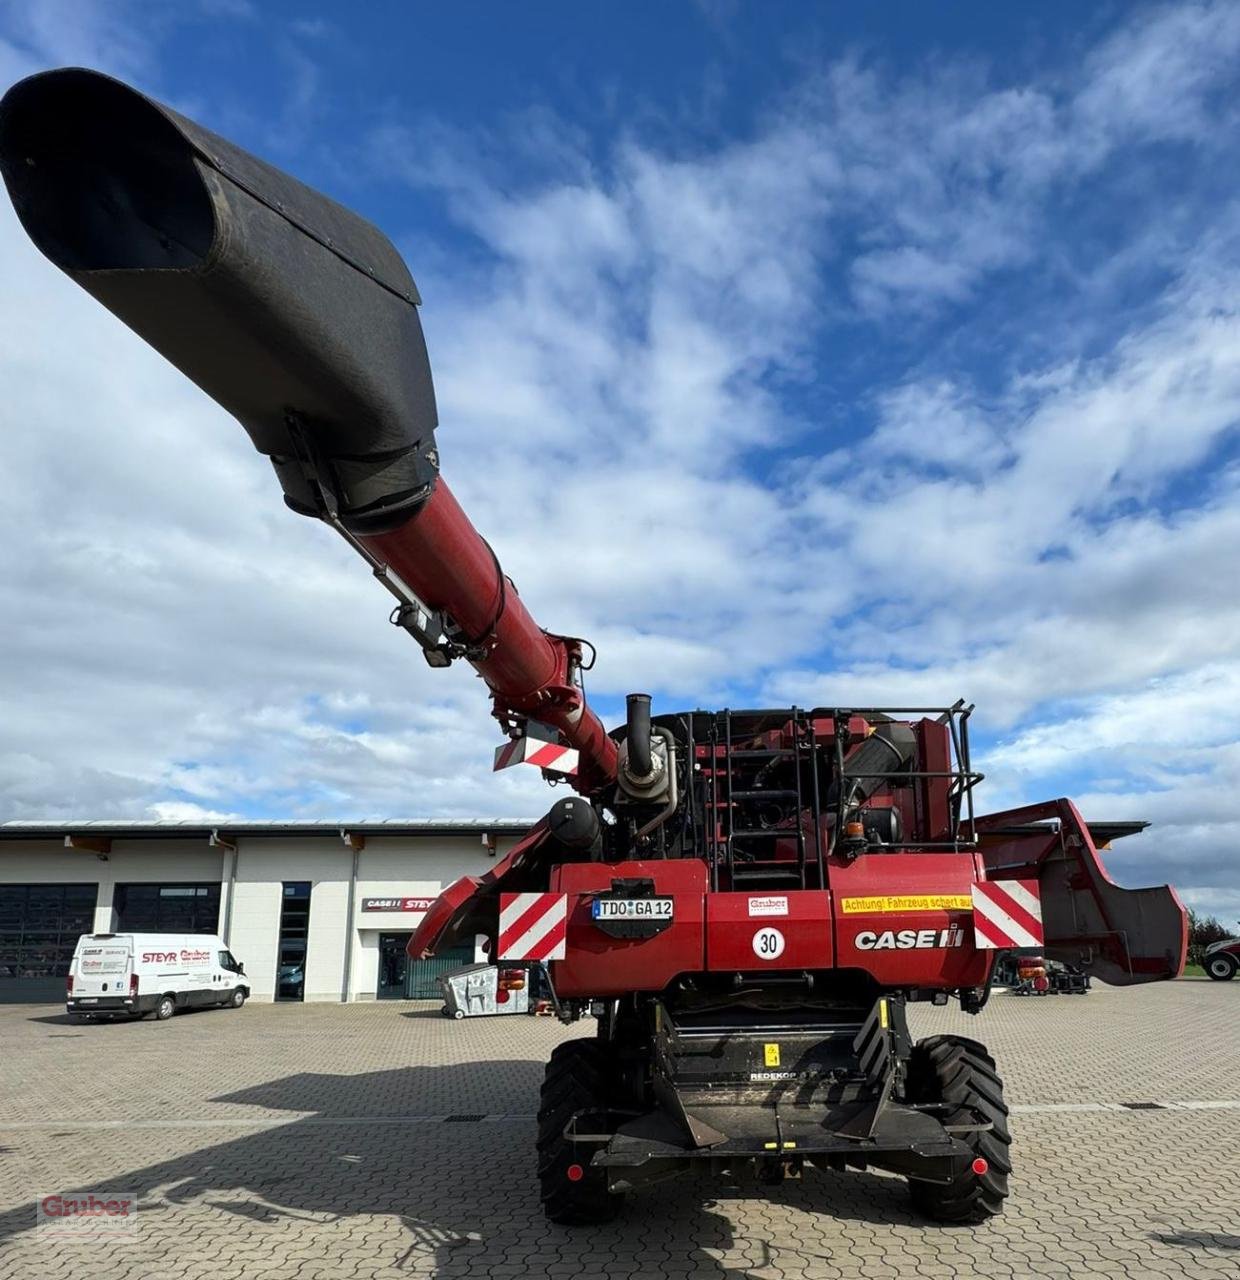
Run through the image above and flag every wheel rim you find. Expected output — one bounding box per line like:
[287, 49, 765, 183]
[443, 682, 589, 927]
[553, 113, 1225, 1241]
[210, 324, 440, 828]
[1209, 957, 1233, 977]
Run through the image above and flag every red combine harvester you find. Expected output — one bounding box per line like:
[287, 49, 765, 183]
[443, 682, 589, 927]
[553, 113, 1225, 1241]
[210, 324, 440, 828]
[1, 69, 1188, 1227]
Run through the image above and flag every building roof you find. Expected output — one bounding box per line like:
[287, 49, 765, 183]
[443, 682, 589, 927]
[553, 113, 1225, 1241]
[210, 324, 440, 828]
[0, 819, 534, 841]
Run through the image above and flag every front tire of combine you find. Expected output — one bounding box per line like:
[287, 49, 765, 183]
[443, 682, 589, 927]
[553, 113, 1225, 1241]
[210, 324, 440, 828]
[537, 1039, 623, 1225]
[906, 1035, 1011, 1224]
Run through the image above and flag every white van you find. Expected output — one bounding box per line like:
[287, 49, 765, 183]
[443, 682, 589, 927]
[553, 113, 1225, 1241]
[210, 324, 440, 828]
[67, 933, 249, 1022]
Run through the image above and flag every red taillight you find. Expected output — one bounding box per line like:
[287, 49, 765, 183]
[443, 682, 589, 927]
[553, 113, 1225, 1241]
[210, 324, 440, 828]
[971, 1157, 989, 1176]
[566, 1164, 584, 1183]
[66, 974, 73, 995]
[129, 973, 139, 996]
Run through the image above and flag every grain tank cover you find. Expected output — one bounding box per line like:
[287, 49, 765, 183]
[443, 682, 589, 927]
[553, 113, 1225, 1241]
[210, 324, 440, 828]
[0, 67, 438, 532]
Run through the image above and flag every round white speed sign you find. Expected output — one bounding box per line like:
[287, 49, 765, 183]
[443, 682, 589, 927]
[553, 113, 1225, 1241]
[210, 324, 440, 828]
[752, 926, 786, 960]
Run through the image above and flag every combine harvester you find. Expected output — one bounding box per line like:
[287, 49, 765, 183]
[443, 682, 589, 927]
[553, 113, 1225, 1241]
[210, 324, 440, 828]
[0, 69, 1187, 1226]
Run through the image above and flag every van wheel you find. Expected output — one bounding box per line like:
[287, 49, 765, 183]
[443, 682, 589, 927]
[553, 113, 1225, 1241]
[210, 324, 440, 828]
[230, 988, 247, 1009]
[154, 995, 176, 1021]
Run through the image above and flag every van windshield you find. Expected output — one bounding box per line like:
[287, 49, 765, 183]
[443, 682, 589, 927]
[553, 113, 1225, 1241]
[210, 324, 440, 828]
[78, 945, 129, 975]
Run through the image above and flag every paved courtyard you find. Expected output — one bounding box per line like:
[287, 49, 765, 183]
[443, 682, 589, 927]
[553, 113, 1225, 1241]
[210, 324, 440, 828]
[0, 979, 1235, 1279]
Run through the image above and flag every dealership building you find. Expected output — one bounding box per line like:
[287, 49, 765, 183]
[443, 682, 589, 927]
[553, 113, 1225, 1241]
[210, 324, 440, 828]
[0, 819, 529, 1004]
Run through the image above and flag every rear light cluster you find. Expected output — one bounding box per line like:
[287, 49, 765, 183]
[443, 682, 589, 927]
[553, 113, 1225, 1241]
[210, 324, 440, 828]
[498, 968, 526, 992]
[129, 973, 139, 997]
[66, 974, 73, 995]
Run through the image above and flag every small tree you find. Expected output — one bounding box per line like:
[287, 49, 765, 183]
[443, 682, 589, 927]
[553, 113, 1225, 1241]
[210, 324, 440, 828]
[1187, 909, 1234, 966]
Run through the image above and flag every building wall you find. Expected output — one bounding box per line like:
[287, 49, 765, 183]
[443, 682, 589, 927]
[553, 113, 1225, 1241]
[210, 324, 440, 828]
[0, 840, 225, 931]
[0, 830, 512, 1003]
[348, 836, 499, 1000]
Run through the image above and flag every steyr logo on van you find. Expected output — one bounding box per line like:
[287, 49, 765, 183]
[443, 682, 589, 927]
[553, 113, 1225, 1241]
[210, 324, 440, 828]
[141, 949, 211, 963]
[855, 926, 965, 950]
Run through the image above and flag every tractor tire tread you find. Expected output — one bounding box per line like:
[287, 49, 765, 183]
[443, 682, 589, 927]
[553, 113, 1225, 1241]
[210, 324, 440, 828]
[537, 1039, 623, 1225]
[907, 1034, 1011, 1224]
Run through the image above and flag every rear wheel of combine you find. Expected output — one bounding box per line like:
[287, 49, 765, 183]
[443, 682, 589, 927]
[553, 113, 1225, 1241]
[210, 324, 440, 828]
[1205, 953, 1237, 981]
[537, 1039, 623, 1225]
[905, 1035, 1011, 1224]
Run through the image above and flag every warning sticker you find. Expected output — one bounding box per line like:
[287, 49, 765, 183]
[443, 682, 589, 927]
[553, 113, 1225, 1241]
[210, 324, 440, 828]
[840, 894, 973, 914]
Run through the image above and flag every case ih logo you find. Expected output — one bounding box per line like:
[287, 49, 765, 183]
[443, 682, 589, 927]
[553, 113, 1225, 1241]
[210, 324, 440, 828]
[856, 926, 966, 950]
[361, 897, 436, 913]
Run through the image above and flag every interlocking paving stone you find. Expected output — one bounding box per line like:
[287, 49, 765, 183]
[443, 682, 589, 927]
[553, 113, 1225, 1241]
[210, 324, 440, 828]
[0, 980, 1235, 1278]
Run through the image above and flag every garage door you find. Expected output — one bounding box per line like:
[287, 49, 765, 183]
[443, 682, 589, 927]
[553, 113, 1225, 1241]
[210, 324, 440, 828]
[0, 883, 97, 1002]
[378, 933, 475, 999]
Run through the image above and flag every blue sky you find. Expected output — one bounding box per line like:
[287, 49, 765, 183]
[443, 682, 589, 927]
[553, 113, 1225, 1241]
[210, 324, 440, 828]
[1, 2, 1239, 925]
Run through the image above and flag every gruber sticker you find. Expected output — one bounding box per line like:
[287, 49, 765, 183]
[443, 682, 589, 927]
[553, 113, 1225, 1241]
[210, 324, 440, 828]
[752, 927, 786, 960]
[840, 894, 973, 914]
[855, 926, 966, 950]
[748, 896, 788, 918]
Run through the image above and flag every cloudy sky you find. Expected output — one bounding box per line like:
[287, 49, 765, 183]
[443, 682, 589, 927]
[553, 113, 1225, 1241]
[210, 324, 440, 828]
[1, 2, 1238, 923]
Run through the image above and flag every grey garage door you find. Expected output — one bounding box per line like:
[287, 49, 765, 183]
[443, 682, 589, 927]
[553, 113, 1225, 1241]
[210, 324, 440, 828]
[0, 883, 97, 1002]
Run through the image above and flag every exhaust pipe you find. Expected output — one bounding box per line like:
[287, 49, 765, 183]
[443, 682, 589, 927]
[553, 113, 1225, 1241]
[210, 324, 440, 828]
[0, 68, 438, 533]
[625, 693, 654, 781]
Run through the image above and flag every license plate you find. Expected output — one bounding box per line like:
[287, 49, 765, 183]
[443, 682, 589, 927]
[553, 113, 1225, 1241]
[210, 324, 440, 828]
[592, 898, 673, 920]
[78, 998, 97, 1003]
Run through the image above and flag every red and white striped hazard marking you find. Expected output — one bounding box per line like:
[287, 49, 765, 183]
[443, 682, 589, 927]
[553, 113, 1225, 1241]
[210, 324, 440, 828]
[493, 736, 579, 777]
[971, 879, 1044, 949]
[498, 893, 568, 961]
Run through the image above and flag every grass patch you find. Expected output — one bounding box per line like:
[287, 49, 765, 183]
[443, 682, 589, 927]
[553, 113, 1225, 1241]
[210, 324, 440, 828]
[1181, 964, 1205, 978]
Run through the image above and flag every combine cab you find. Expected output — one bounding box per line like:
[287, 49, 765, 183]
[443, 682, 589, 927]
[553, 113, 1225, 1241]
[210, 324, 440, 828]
[0, 67, 1187, 1227]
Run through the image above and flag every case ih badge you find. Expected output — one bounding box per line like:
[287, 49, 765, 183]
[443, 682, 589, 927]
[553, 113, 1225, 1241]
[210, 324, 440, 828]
[2, 67, 1186, 1233]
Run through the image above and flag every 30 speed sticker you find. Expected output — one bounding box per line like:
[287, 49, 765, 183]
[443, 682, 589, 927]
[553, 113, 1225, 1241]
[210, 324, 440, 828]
[752, 927, 785, 960]
[840, 894, 972, 914]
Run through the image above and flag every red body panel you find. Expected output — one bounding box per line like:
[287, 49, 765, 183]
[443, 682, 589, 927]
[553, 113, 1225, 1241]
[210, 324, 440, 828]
[551, 860, 707, 998]
[547, 853, 999, 996]
[705, 891, 832, 972]
[829, 851, 992, 988]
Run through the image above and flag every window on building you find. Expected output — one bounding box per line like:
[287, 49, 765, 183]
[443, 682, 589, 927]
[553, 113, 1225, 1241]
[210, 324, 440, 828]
[0, 883, 97, 1000]
[113, 883, 221, 934]
[276, 882, 311, 1001]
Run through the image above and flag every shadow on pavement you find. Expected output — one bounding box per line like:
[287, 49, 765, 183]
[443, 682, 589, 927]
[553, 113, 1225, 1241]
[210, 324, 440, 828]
[0, 1057, 934, 1275]
[1152, 1231, 1240, 1251]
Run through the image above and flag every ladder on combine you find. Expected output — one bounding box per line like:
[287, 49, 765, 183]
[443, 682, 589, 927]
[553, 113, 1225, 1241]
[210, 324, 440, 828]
[688, 705, 983, 892]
